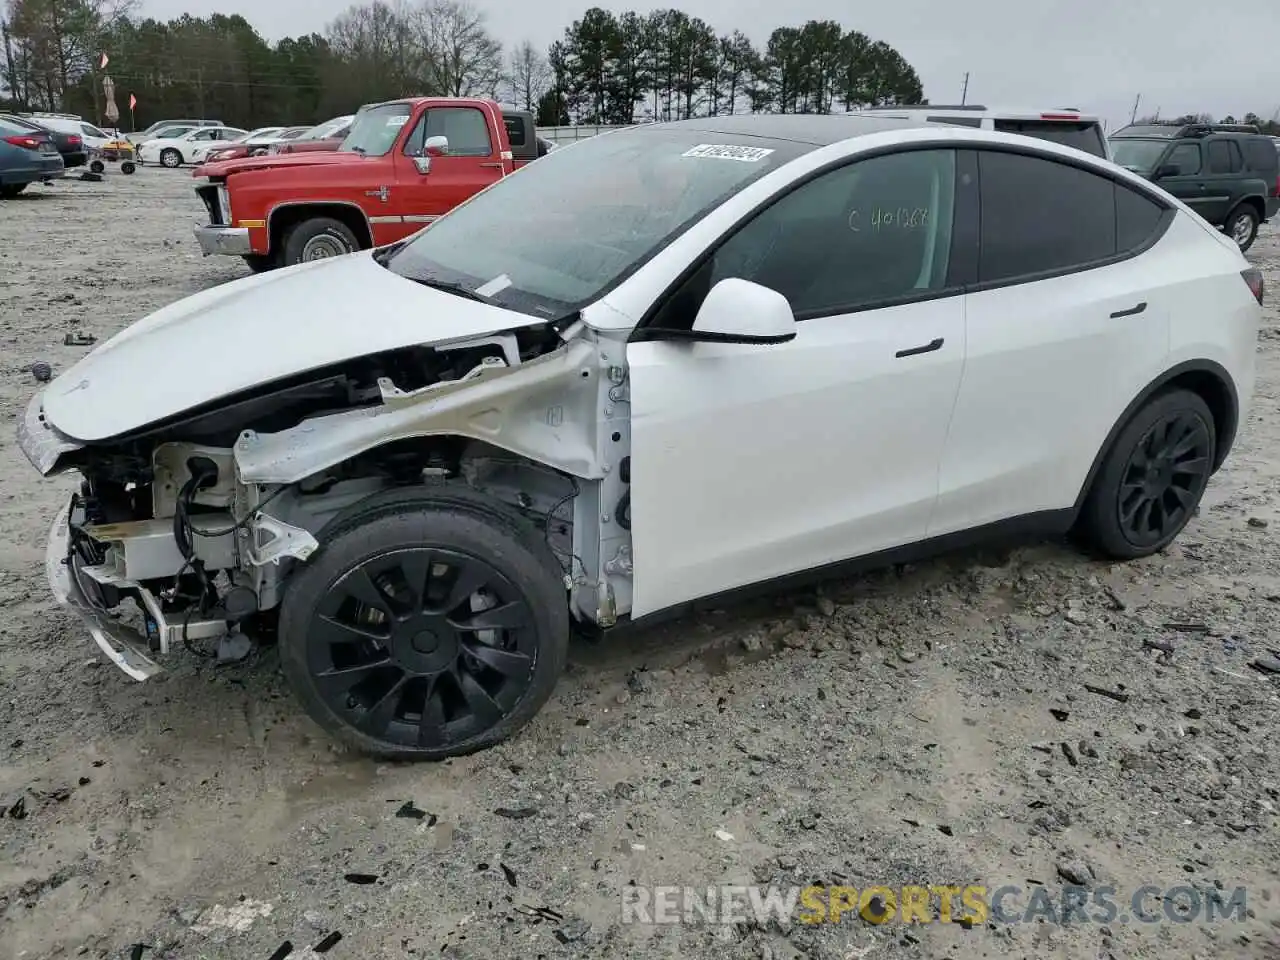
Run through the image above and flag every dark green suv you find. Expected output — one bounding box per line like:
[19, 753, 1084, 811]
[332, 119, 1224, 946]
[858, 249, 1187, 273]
[1109, 122, 1280, 252]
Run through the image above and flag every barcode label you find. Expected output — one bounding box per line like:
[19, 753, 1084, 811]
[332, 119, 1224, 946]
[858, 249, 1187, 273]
[682, 144, 774, 162]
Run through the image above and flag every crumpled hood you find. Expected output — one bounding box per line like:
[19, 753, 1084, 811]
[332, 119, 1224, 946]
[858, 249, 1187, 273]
[41, 253, 543, 443]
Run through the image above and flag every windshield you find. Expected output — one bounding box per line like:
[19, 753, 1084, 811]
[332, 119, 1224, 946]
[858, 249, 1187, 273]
[1109, 138, 1170, 173]
[81, 123, 109, 139]
[339, 104, 410, 156]
[382, 126, 811, 317]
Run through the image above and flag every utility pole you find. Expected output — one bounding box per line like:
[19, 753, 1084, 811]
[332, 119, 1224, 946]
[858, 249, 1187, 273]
[960, 72, 969, 105]
[1130, 93, 1141, 124]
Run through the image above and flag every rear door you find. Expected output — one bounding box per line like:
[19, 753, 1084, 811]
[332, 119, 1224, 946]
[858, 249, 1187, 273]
[394, 104, 506, 233]
[931, 148, 1176, 536]
[1200, 137, 1245, 224]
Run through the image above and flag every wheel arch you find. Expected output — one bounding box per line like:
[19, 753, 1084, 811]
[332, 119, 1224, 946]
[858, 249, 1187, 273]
[266, 201, 373, 254]
[1233, 195, 1265, 221]
[1072, 359, 1239, 515]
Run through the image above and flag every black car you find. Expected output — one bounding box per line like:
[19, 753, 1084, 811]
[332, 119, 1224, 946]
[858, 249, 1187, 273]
[1109, 121, 1280, 252]
[0, 114, 87, 170]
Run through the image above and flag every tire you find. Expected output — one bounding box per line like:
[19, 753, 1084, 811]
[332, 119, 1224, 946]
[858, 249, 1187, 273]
[89, 160, 105, 174]
[1076, 388, 1216, 560]
[242, 253, 277, 274]
[0, 183, 27, 198]
[159, 147, 182, 169]
[121, 161, 136, 175]
[282, 216, 359, 266]
[278, 488, 570, 760]
[1223, 204, 1259, 252]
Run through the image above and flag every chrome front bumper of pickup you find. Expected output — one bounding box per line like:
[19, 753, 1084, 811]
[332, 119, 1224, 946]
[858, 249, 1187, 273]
[46, 501, 163, 680]
[193, 224, 252, 257]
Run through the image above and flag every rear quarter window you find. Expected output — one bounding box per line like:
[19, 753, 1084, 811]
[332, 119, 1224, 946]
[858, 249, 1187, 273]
[993, 119, 1107, 158]
[1115, 182, 1168, 252]
[1244, 139, 1278, 174]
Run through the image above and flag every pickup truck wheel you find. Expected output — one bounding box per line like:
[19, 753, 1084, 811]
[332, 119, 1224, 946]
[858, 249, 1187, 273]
[284, 217, 359, 265]
[0, 183, 27, 197]
[278, 495, 569, 760]
[1223, 205, 1259, 252]
[159, 148, 182, 169]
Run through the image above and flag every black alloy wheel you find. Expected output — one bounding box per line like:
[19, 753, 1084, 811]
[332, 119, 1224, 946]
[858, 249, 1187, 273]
[1077, 389, 1216, 559]
[307, 547, 537, 749]
[278, 490, 569, 759]
[1116, 409, 1213, 549]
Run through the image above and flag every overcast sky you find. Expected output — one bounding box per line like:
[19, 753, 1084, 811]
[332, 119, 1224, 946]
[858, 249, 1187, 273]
[140, 0, 1280, 131]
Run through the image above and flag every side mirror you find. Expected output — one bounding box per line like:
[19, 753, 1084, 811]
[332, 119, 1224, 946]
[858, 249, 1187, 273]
[690, 278, 796, 344]
[425, 135, 449, 157]
[1153, 164, 1178, 180]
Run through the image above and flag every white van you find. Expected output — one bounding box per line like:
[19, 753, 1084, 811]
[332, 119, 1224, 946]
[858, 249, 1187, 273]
[859, 105, 1112, 160]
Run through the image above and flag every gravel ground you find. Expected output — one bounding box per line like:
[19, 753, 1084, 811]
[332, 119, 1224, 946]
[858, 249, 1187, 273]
[1, 170, 1279, 960]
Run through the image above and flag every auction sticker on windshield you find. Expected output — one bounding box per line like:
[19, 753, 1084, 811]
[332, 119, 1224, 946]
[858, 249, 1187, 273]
[682, 144, 774, 162]
[386, 115, 409, 127]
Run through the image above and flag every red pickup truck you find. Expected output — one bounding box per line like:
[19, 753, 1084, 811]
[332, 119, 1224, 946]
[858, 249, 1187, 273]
[192, 97, 542, 272]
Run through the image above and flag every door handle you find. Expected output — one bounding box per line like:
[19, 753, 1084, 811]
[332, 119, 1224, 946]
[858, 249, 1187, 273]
[1109, 301, 1147, 319]
[895, 337, 944, 358]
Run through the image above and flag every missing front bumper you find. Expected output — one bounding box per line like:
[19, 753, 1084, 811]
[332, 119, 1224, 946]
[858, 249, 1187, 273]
[46, 501, 163, 680]
[46, 502, 229, 681]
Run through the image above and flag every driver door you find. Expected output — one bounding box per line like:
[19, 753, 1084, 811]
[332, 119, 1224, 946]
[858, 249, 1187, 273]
[626, 149, 970, 618]
[393, 105, 506, 241]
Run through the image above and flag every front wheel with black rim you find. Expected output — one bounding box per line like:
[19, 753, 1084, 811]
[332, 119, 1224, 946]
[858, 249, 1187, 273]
[278, 495, 570, 760]
[1223, 204, 1259, 252]
[1077, 388, 1216, 560]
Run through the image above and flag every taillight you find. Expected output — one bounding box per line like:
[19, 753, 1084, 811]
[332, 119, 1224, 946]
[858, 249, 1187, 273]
[1040, 113, 1080, 121]
[3, 134, 42, 149]
[1242, 267, 1265, 306]
[66, 135, 81, 145]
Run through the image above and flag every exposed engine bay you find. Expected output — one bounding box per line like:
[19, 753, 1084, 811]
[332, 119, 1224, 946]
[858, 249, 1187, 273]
[32, 319, 636, 677]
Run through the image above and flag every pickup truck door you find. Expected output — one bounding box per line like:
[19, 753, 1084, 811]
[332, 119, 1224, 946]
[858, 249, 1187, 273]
[392, 104, 509, 239]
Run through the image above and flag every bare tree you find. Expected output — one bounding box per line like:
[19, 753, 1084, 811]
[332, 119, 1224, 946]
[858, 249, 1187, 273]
[416, 0, 500, 98]
[503, 39, 548, 111]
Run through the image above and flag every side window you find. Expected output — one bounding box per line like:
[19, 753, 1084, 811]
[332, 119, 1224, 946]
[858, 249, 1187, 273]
[1206, 140, 1242, 174]
[977, 150, 1116, 282]
[424, 107, 493, 158]
[1115, 183, 1166, 253]
[502, 116, 527, 147]
[1164, 142, 1201, 175]
[662, 149, 957, 322]
[1244, 139, 1277, 174]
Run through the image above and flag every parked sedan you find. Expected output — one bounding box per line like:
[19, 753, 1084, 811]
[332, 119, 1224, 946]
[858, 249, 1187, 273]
[14, 114, 1262, 760]
[140, 126, 248, 168]
[0, 114, 85, 169]
[203, 127, 309, 163]
[271, 115, 353, 155]
[0, 116, 65, 196]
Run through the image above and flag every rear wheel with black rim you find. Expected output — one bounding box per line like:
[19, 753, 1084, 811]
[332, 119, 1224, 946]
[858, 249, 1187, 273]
[278, 491, 569, 759]
[1077, 388, 1216, 559]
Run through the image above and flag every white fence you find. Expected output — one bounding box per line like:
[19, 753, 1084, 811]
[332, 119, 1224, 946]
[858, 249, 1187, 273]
[535, 124, 628, 145]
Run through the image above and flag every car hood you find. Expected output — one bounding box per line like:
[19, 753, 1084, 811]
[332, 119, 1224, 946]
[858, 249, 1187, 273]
[41, 252, 546, 443]
[194, 150, 356, 178]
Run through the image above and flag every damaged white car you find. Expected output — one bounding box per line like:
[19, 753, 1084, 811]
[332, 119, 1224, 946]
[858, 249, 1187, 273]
[18, 114, 1261, 759]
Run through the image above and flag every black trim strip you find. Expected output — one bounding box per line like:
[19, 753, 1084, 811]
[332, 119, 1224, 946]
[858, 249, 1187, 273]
[634, 326, 796, 345]
[895, 337, 944, 358]
[1109, 301, 1148, 319]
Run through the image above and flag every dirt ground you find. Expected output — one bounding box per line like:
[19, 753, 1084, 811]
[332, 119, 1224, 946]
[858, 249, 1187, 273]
[1, 170, 1279, 960]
